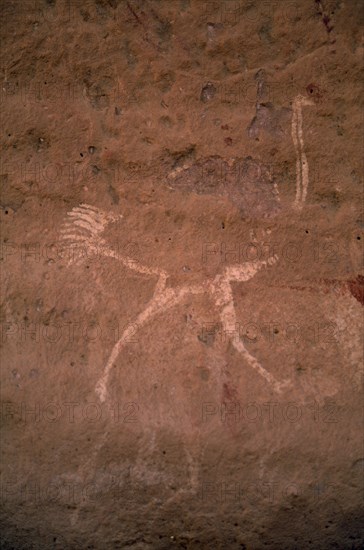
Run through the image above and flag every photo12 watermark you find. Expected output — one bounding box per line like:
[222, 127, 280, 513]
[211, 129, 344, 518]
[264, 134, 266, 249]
[199, 479, 337, 505]
[1, 79, 141, 107]
[203, 1, 304, 26]
[0, 161, 142, 187]
[201, 400, 341, 424]
[1, 401, 140, 424]
[0, 0, 75, 24]
[198, 320, 338, 346]
[0, 240, 141, 265]
[201, 240, 340, 265]
[1, 470, 140, 508]
[1, 320, 140, 345]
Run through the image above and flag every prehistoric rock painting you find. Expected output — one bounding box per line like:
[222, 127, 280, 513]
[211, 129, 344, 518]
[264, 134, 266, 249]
[167, 155, 282, 219]
[291, 95, 314, 210]
[60, 94, 314, 402]
[167, 95, 313, 217]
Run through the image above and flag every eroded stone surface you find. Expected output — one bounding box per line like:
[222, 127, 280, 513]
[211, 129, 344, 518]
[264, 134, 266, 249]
[0, 1, 363, 548]
[168, 156, 281, 218]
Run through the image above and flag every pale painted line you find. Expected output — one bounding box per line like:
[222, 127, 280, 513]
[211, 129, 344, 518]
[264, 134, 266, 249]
[71, 218, 101, 235]
[79, 203, 103, 213]
[104, 248, 169, 280]
[68, 210, 105, 231]
[95, 284, 205, 402]
[292, 95, 314, 210]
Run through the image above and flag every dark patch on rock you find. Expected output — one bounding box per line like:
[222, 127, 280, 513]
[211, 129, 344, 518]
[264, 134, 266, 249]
[200, 82, 216, 103]
[348, 275, 364, 306]
[108, 184, 119, 204]
[247, 102, 291, 139]
[168, 156, 281, 219]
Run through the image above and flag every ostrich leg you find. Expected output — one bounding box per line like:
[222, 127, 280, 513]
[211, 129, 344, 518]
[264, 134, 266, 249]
[217, 292, 285, 393]
[212, 257, 290, 393]
[95, 284, 204, 402]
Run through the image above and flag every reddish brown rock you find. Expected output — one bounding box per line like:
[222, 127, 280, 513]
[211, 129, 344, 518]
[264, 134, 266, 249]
[1, 1, 363, 548]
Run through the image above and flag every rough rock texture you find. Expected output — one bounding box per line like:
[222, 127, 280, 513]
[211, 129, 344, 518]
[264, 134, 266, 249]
[1, 0, 363, 548]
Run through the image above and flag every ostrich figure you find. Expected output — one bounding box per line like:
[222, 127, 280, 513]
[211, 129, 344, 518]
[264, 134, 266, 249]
[60, 94, 313, 402]
[61, 94, 314, 523]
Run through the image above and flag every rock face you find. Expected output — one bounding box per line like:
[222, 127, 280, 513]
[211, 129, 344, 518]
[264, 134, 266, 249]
[168, 156, 282, 218]
[0, 1, 363, 548]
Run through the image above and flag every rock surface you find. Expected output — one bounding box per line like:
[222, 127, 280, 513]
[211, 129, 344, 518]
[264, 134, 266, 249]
[1, 0, 363, 548]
